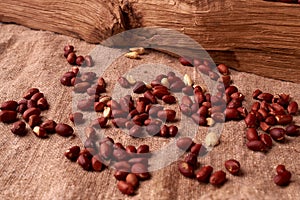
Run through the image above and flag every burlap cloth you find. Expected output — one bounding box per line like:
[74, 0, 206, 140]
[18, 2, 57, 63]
[0, 24, 299, 200]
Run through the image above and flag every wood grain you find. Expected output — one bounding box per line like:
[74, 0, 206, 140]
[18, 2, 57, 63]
[0, 0, 299, 82]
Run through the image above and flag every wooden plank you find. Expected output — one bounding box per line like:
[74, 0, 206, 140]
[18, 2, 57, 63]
[0, 0, 299, 82]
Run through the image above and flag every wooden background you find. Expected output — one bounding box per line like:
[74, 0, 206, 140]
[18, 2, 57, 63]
[0, 23, 300, 200]
[0, 0, 300, 82]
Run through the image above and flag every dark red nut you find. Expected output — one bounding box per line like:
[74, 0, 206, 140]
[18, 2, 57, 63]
[225, 159, 240, 175]
[40, 120, 57, 133]
[74, 82, 91, 93]
[153, 88, 170, 99]
[260, 122, 270, 132]
[26, 100, 37, 109]
[225, 108, 240, 121]
[146, 124, 160, 136]
[113, 143, 125, 150]
[270, 128, 286, 142]
[0, 110, 17, 123]
[99, 142, 113, 160]
[133, 81, 148, 94]
[77, 99, 93, 111]
[30, 92, 44, 102]
[76, 55, 85, 66]
[157, 109, 176, 122]
[211, 112, 225, 123]
[23, 88, 40, 100]
[258, 108, 268, 120]
[169, 125, 178, 137]
[178, 161, 194, 178]
[83, 55, 93, 67]
[113, 148, 128, 161]
[136, 100, 146, 114]
[191, 114, 207, 126]
[60, 76, 73, 86]
[63, 45, 74, 56]
[271, 103, 285, 113]
[251, 102, 260, 112]
[114, 170, 129, 181]
[197, 64, 211, 75]
[80, 72, 96, 83]
[77, 154, 92, 171]
[22, 108, 41, 121]
[220, 75, 231, 87]
[176, 137, 194, 151]
[158, 124, 168, 137]
[126, 145, 137, 154]
[179, 57, 193, 66]
[209, 71, 220, 80]
[37, 98, 49, 110]
[244, 113, 257, 128]
[32, 126, 47, 138]
[67, 52, 77, 65]
[181, 96, 193, 107]
[217, 64, 229, 75]
[97, 77, 106, 88]
[80, 148, 94, 159]
[286, 124, 300, 136]
[265, 115, 276, 125]
[69, 112, 84, 124]
[170, 80, 185, 92]
[118, 77, 130, 88]
[92, 155, 103, 171]
[137, 144, 149, 154]
[117, 181, 134, 195]
[196, 165, 213, 183]
[246, 140, 266, 152]
[129, 125, 142, 137]
[131, 163, 148, 173]
[17, 103, 27, 114]
[246, 128, 259, 141]
[257, 93, 274, 103]
[28, 115, 41, 127]
[11, 120, 27, 136]
[274, 170, 292, 186]
[184, 152, 197, 168]
[84, 138, 95, 149]
[197, 106, 208, 117]
[180, 104, 192, 116]
[193, 58, 202, 67]
[0, 100, 18, 111]
[94, 102, 105, 112]
[225, 86, 238, 96]
[260, 133, 273, 148]
[276, 165, 286, 174]
[91, 117, 108, 128]
[112, 110, 128, 118]
[191, 143, 202, 155]
[182, 86, 194, 95]
[287, 101, 298, 115]
[252, 89, 262, 99]
[142, 91, 156, 104]
[126, 174, 139, 188]
[210, 170, 227, 186]
[230, 92, 245, 101]
[64, 146, 80, 161]
[194, 91, 205, 104]
[55, 123, 74, 137]
[162, 95, 176, 104]
[132, 113, 148, 125]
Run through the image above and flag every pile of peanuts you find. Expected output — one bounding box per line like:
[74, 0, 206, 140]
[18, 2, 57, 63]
[1, 45, 299, 196]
